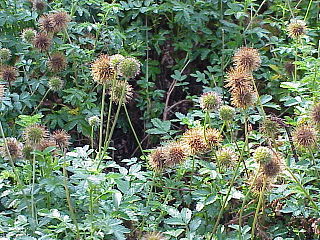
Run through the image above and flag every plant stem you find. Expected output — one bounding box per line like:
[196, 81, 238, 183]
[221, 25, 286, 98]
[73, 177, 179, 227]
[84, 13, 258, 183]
[251, 177, 266, 239]
[32, 89, 50, 115]
[62, 151, 80, 239]
[123, 104, 146, 159]
[31, 153, 38, 226]
[97, 84, 107, 159]
[210, 116, 249, 238]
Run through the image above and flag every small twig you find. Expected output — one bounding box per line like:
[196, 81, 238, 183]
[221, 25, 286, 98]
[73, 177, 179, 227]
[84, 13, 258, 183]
[162, 186, 194, 192]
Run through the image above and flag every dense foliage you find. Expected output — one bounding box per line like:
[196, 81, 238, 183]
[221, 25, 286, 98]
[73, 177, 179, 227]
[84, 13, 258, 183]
[0, 0, 320, 239]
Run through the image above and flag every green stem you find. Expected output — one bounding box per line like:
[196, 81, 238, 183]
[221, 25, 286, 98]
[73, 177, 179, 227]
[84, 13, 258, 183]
[32, 89, 50, 115]
[210, 116, 249, 238]
[31, 153, 38, 226]
[304, 0, 313, 21]
[62, 151, 80, 239]
[123, 104, 146, 159]
[251, 177, 266, 240]
[97, 84, 107, 159]
[89, 187, 94, 239]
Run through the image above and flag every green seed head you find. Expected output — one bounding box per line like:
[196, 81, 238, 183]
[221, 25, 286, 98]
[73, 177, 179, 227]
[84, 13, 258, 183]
[118, 57, 141, 79]
[253, 146, 273, 164]
[219, 105, 235, 121]
[0, 48, 11, 62]
[199, 92, 222, 112]
[21, 28, 37, 43]
[48, 77, 64, 91]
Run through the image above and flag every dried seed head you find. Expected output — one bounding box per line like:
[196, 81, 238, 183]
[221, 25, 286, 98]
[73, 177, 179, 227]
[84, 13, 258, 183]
[233, 47, 261, 71]
[47, 52, 67, 72]
[0, 65, 18, 84]
[32, 0, 46, 12]
[311, 103, 320, 124]
[199, 91, 222, 112]
[21, 28, 37, 43]
[91, 55, 117, 84]
[141, 232, 166, 240]
[109, 80, 133, 104]
[148, 147, 166, 171]
[38, 138, 57, 151]
[182, 127, 207, 154]
[118, 57, 141, 79]
[261, 153, 283, 178]
[164, 141, 189, 166]
[216, 147, 237, 167]
[205, 128, 223, 148]
[284, 61, 295, 76]
[52, 129, 71, 148]
[0, 48, 11, 62]
[293, 124, 317, 149]
[88, 116, 100, 127]
[23, 124, 48, 145]
[287, 19, 307, 39]
[231, 87, 257, 109]
[219, 105, 235, 121]
[253, 146, 273, 165]
[0, 138, 23, 159]
[225, 67, 254, 92]
[39, 14, 56, 33]
[48, 76, 64, 91]
[259, 117, 281, 139]
[251, 173, 272, 194]
[51, 11, 71, 32]
[33, 32, 52, 51]
[109, 54, 125, 70]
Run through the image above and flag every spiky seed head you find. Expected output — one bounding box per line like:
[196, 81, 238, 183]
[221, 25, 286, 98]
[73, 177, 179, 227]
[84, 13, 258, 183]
[91, 55, 117, 84]
[225, 67, 254, 92]
[0, 65, 18, 84]
[109, 80, 133, 104]
[287, 19, 307, 39]
[231, 87, 257, 109]
[259, 117, 280, 139]
[148, 147, 166, 171]
[118, 57, 141, 79]
[51, 11, 71, 32]
[182, 127, 207, 154]
[141, 232, 166, 240]
[251, 173, 272, 194]
[284, 61, 295, 76]
[311, 103, 320, 124]
[48, 76, 64, 91]
[233, 47, 261, 71]
[22, 145, 33, 160]
[33, 32, 52, 51]
[52, 129, 71, 148]
[21, 28, 37, 43]
[219, 105, 235, 121]
[23, 124, 48, 145]
[88, 116, 100, 127]
[216, 147, 237, 167]
[109, 54, 125, 70]
[199, 92, 222, 112]
[164, 141, 189, 166]
[261, 154, 283, 178]
[293, 124, 317, 149]
[205, 128, 223, 148]
[47, 52, 67, 72]
[32, 0, 46, 11]
[39, 14, 56, 33]
[0, 138, 23, 159]
[38, 138, 57, 151]
[0, 48, 11, 62]
[253, 146, 273, 164]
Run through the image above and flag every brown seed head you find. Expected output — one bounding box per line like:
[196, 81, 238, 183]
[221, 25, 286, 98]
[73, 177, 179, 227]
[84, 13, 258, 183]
[231, 87, 257, 109]
[0, 65, 18, 84]
[91, 55, 117, 84]
[164, 141, 189, 166]
[23, 124, 49, 145]
[293, 124, 317, 149]
[47, 52, 67, 72]
[39, 14, 56, 33]
[259, 117, 281, 139]
[52, 129, 71, 148]
[287, 19, 307, 39]
[33, 32, 52, 51]
[233, 47, 261, 71]
[51, 11, 71, 32]
[148, 147, 166, 171]
[225, 67, 254, 92]
[38, 138, 57, 151]
[0, 137, 23, 159]
[109, 80, 133, 104]
[284, 61, 295, 76]
[182, 127, 207, 154]
[33, 0, 46, 11]
[205, 128, 223, 148]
